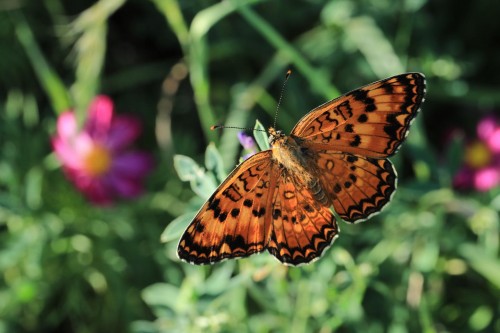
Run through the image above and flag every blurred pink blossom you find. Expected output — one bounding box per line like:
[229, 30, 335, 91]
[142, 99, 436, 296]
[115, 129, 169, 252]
[52, 95, 154, 205]
[453, 116, 500, 191]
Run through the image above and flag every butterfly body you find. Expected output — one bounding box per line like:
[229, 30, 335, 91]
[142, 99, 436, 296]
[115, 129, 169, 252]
[270, 128, 314, 184]
[178, 73, 426, 266]
[269, 128, 329, 206]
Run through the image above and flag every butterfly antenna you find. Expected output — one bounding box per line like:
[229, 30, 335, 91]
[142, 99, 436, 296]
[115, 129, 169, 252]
[210, 125, 266, 132]
[273, 69, 292, 129]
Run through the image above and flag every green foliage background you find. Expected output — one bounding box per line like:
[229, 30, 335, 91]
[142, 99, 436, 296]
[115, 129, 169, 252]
[1, 0, 500, 332]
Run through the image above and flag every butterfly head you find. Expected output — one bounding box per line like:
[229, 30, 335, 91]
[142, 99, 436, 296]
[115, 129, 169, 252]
[268, 127, 285, 146]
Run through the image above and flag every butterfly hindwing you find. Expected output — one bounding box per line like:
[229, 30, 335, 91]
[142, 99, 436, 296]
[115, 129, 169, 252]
[314, 152, 397, 223]
[177, 151, 276, 264]
[267, 172, 339, 265]
[291, 73, 425, 158]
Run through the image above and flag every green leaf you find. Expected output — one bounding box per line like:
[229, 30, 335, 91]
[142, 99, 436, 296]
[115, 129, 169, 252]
[205, 143, 226, 182]
[237, 4, 338, 99]
[446, 133, 465, 178]
[174, 154, 217, 199]
[173, 155, 202, 181]
[14, 14, 71, 113]
[459, 243, 500, 289]
[191, 174, 217, 200]
[25, 166, 42, 210]
[343, 16, 404, 77]
[161, 211, 196, 243]
[253, 119, 269, 151]
[5, 90, 24, 119]
[23, 94, 39, 128]
[141, 283, 179, 310]
[469, 305, 493, 331]
[412, 241, 439, 272]
[203, 262, 237, 295]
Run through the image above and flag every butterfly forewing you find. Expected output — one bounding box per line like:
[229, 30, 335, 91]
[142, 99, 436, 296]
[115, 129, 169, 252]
[291, 73, 425, 158]
[177, 151, 277, 264]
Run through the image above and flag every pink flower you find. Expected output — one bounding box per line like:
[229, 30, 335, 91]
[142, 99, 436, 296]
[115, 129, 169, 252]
[52, 95, 154, 205]
[453, 115, 500, 192]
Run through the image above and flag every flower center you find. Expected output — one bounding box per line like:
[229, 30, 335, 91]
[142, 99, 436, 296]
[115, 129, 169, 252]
[83, 144, 112, 176]
[465, 141, 492, 169]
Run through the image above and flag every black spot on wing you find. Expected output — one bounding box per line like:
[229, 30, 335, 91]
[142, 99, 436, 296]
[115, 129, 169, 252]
[380, 81, 394, 93]
[350, 135, 361, 147]
[346, 155, 358, 163]
[231, 208, 240, 217]
[384, 113, 400, 139]
[195, 222, 204, 232]
[252, 207, 266, 217]
[219, 212, 228, 222]
[365, 103, 376, 112]
[350, 89, 368, 101]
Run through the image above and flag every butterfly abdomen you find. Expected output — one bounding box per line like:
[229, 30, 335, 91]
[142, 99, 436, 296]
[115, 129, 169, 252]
[308, 177, 329, 206]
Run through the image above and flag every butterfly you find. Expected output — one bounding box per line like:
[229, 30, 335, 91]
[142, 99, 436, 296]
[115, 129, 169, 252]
[178, 73, 426, 266]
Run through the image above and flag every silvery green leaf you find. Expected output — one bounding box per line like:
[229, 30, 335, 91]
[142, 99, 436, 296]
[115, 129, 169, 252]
[253, 119, 269, 151]
[161, 211, 196, 243]
[205, 143, 226, 182]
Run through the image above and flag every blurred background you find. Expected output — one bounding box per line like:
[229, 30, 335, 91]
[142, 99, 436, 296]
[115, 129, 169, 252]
[1, 0, 500, 332]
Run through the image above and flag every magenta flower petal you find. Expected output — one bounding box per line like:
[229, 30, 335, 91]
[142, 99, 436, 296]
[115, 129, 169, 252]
[62, 168, 111, 204]
[107, 173, 144, 198]
[106, 116, 142, 151]
[477, 116, 497, 142]
[85, 180, 114, 205]
[453, 167, 475, 190]
[57, 112, 78, 140]
[52, 138, 83, 169]
[474, 167, 500, 191]
[112, 152, 154, 178]
[86, 95, 114, 139]
[487, 128, 500, 153]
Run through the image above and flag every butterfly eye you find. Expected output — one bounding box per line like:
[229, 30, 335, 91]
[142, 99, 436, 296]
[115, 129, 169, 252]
[269, 130, 284, 145]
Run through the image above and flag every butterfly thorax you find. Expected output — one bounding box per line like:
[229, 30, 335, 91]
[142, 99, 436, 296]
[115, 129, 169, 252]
[269, 127, 315, 186]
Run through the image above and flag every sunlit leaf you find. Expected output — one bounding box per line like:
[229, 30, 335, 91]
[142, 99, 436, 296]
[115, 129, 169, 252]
[253, 119, 269, 151]
[161, 211, 196, 243]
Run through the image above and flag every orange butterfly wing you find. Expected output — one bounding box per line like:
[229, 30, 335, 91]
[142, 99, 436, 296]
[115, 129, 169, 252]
[177, 151, 277, 264]
[292, 73, 425, 222]
[267, 171, 339, 265]
[314, 152, 397, 222]
[292, 73, 425, 158]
